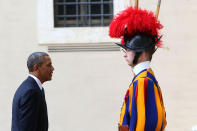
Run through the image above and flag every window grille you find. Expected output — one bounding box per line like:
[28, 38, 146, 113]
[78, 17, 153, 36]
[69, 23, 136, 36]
[54, 0, 113, 27]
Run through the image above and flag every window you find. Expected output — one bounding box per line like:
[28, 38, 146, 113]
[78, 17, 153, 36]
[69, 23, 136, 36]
[54, 0, 113, 27]
[38, 0, 124, 45]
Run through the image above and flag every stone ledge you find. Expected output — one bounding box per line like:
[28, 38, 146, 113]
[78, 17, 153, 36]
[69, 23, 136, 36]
[41, 43, 120, 52]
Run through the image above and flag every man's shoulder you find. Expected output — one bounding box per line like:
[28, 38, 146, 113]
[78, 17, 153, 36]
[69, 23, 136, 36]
[20, 76, 38, 88]
[135, 68, 157, 83]
[133, 76, 156, 86]
[133, 76, 148, 82]
[14, 77, 40, 99]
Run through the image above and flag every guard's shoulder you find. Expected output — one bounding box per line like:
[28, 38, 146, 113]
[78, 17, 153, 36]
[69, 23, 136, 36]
[134, 77, 156, 86]
[133, 77, 150, 83]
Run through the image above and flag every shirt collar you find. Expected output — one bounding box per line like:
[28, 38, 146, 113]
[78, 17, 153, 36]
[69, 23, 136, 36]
[29, 74, 43, 90]
[133, 61, 151, 75]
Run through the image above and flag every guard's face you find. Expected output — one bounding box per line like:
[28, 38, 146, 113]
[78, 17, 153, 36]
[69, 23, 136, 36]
[123, 49, 135, 67]
[37, 56, 54, 83]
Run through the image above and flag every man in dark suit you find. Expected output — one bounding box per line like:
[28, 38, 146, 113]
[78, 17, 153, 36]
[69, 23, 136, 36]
[12, 52, 54, 131]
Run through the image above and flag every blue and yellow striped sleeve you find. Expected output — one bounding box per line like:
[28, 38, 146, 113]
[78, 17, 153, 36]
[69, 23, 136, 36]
[120, 77, 167, 131]
[120, 88, 131, 126]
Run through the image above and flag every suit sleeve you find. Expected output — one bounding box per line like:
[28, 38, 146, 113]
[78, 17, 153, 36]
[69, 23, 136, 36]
[18, 90, 41, 131]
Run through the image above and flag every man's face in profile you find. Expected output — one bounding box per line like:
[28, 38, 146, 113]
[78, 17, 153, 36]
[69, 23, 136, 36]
[37, 56, 54, 83]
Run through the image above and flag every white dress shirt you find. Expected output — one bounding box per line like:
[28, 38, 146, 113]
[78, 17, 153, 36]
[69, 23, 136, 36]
[29, 74, 43, 90]
[133, 61, 151, 75]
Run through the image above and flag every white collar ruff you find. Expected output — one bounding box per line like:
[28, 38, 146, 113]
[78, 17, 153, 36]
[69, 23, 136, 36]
[133, 61, 151, 75]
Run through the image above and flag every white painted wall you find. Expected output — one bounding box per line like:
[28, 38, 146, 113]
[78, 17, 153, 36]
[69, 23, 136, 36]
[1, 0, 197, 130]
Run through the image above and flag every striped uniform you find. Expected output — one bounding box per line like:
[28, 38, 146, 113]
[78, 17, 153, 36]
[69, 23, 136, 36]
[120, 68, 167, 131]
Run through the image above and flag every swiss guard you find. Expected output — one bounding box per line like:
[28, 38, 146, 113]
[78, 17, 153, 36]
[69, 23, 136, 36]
[109, 0, 167, 131]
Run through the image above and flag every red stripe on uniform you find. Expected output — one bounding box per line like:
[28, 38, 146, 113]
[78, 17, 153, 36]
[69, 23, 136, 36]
[124, 90, 129, 103]
[158, 87, 162, 101]
[135, 83, 138, 101]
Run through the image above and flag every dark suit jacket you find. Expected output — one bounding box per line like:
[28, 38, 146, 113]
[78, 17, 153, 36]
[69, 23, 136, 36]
[12, 76, 48, 131]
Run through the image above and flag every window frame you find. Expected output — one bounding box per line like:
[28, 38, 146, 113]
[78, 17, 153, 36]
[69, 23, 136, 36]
[37, 0, 126, 44]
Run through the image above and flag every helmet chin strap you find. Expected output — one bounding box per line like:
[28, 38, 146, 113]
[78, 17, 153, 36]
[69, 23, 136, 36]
[133, 52, 141, 65]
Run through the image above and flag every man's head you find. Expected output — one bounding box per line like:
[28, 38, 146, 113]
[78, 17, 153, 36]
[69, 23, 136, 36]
[27, 52, 54, 83]
[123, 46, 155, 67]
[120, 34, 159, 67]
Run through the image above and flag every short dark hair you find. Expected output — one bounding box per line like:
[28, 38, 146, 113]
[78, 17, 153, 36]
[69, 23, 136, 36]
[27, 52, 49, 72]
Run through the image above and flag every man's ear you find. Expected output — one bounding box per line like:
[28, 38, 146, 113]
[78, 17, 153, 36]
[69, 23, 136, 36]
[33, 64, 39, 71]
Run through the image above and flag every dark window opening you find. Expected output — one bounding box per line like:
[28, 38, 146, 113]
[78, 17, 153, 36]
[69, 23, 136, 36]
[54, 0, 113, 27]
